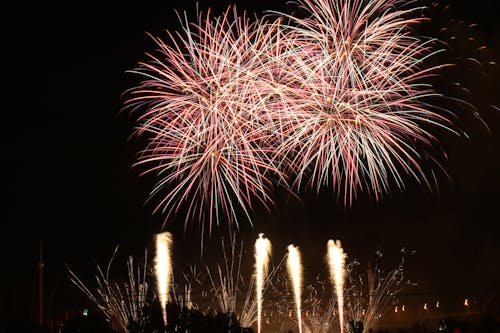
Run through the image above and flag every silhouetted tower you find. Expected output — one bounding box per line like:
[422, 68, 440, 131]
[38, 240, 44, 327]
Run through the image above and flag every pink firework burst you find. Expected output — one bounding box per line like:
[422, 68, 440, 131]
[123, 0, 488, 230]
[269, 0, 457, 204]
[123, 7, 286, 231]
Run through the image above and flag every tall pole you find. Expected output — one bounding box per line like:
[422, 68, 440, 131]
[38, 240, 44, 327]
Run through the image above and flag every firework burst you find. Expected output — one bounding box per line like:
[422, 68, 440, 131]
[124, 0, 490, 229]
[124, 7, 286, 231]
[268, 0, 458, 204]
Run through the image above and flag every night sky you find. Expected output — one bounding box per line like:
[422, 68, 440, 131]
[3, 0, 500, 329]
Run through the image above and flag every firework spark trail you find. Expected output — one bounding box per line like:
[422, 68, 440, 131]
[155, 232, 173, 327]
[205, 233, 244, 314]
[327, 239, 347, 333]
[269, 0, 455, 204]
[254, 233, 272, 333]
[300, 275, 337, 332]
[287, 244, 303, 333]
[124, 7, 286, 232]
[67, 247, 150, 333]
[360, 249, 414, 332]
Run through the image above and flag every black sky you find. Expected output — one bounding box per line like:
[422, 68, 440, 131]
[3, 0, 500, 328]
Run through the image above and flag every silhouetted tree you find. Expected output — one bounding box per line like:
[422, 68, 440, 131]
[143, 300, 247, 332]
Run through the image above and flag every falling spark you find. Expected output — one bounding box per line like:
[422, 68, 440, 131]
[424, 303, 428, 311]
[395, 306, 398, 313]
[402, 305, 405, 312]
[287, 244, 303, 333]
[327, 239, 347, 333]
[67, 247, 150, 333]
[155, 231, 173, 327]
[255, 233, 272, 333]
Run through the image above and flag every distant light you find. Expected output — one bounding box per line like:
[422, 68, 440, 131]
[439, 320, 447, 331]
[424, 303, 428, 310]
[83, 309, 88, 316]
[402, 305, 405, 312]
[436, 301, 440, 308]
[394, 306, 398, 313]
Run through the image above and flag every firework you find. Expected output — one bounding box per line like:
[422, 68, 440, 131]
[201, 233, 284, 329]
[267, 0, 458, 204]
[287, 244, 304, 333]
[124, 0, 490, 230]
[67, 247, 150, 333]
[255, 233, 272, 333]
[124, 7, 285, 232]
[427, 0, 497, 122]
[155, 231, 173, 326]
[327, 239, 347, 333]
[300, 275, 337, 332]
[264, 246, 416, 332]
[342, 248, 416, 332]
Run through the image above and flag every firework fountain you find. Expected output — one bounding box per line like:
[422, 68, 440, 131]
[68, 239, 417, 332]
[327, 239, 347, 333]
[287, 244, 304, 333]
[205, 234, 242, 315]
[155, 231, 173, 328]
[255, 233, 272, 333]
